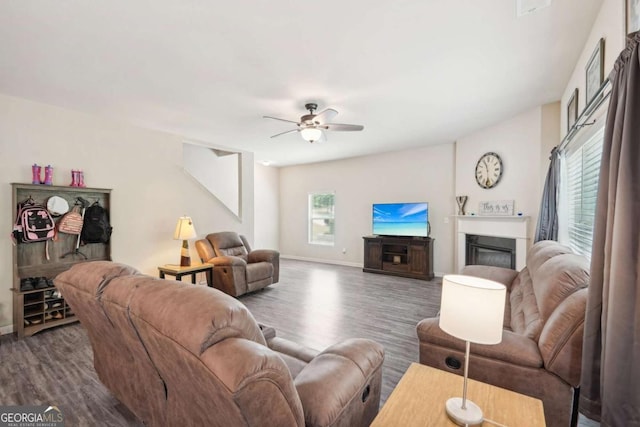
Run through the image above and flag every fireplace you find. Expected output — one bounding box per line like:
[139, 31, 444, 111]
[466, 235, 516, 269]
[456, 215, 530, 271]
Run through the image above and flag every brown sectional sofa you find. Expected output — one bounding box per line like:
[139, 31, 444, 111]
[55, 261, 384, 427]
[417, 240, 590, 427]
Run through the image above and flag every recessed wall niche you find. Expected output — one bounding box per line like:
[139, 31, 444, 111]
[182, 142, 241, 218]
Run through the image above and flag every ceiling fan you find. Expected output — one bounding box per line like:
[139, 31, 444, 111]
[263, 103, 364, 143]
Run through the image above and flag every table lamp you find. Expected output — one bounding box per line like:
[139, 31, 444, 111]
[439, 274, 506, 426]
[173, 216, 197, 266]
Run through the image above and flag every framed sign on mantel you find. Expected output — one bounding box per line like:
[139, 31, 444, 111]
[479, 200, 515, 216]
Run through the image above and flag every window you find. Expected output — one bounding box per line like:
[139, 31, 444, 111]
[562, 127, 604, 259]
[309, 192, 335, 245]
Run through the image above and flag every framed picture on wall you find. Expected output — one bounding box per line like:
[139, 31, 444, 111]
[585, 38, 605, 108]
[567, 88, 578, 133]
[626, 0, 640, 35]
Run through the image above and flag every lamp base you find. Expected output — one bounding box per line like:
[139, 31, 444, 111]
[179, 240, 191, 267]
[445, 397, 483, 426]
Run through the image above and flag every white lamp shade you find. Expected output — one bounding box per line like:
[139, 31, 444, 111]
[439, 274, 506, 345]
[173, 216, 197, 240]
[300, 127, 323, 142]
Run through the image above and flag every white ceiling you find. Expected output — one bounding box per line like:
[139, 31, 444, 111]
[0, 0, 603, 166]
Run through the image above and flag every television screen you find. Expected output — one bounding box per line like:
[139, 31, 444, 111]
[372, 202, 429, 237]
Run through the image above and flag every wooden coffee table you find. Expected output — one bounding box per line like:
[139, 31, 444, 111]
[372, 363, 546, 426]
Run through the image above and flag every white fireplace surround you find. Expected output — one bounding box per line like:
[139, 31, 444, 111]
[456, 216, 530, 271]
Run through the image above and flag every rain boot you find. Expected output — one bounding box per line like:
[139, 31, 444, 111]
[32, 164, 41, 184]
[44, 165, 53, 185]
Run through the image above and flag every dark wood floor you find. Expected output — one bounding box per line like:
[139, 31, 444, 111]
[0, 259, 599, 426]
[241, 259, 442, 403]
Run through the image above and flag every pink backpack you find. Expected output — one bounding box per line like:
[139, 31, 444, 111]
[13, 199, 55, 243]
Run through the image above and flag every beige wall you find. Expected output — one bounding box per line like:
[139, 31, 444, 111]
[540, 102, 561, 188]
[0, 94, 254, 330]
[455, 106, 544, 236]
[277, 106, 558, 276]
[560, 0, 625, 137]
[254, 163, 280, 250]
[279, 143, 456, 275]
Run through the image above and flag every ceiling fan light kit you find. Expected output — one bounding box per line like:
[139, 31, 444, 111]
[264, 103, 363, 144]
[300, 127, 323, 143]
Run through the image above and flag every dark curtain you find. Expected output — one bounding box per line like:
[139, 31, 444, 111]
[534, 146, 560, 242]
[580, 31, 640, 426]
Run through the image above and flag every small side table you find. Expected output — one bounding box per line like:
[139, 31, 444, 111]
[371, 363, 546, 426]
[158, 264, 213, 286]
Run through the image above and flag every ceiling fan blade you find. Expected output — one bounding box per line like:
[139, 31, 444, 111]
[322, 123, 364, 132]
[312, 108, 338, 125]
[269, 128, 299, 138]
[263, 115, 300, 125]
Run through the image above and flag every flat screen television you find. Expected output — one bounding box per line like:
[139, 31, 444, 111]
[372, 202, 429, 237]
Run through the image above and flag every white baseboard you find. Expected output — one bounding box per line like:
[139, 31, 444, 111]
[0, 324, 14, 335]
[281, 255, 444, 278]
[281, 255, 363, 268]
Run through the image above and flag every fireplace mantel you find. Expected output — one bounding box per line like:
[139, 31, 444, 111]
[456, 215, 530, 271]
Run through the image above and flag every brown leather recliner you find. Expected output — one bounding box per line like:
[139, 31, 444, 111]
[196, 231, 279, 297]
[55, 261, 384, 427]
[416, 240, 590, 427]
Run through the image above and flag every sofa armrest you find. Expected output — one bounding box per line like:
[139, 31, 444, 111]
[294, 338, 384, 427]
[248, 249, 279, 263]
[417, 318, 542, 368]
[206, 255, 247, 267]
[268, 336, 318, 364]
[248, 250, 280, 283]
[258, 324, 319, 362]
[206, 256, 249, 296]
[201, 338, 306, 427]
[267, 336, 320, 379]
[460, 265, 518, 289]
[195, 238, 215, 263]
[538, 288, 587, 387]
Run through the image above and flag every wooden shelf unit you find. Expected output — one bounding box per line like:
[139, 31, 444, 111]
[11, 183, 112, 338]
[363, 236, 434, 280]
[12, 285, 77, 337]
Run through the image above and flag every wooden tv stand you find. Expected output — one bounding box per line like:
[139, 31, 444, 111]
[363, 236, 434, 280]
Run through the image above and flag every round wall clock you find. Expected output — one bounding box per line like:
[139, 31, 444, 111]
[475, 152, 503, 189]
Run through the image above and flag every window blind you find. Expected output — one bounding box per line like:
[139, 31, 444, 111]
[564, 127, 604, 259]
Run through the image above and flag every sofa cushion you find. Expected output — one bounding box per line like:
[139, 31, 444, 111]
[526, 241, 572, 276]
[208, 232, 249, 260]
[219, 246, 248, 259]
[532, 253, 590, 322]
[508, 241, 574, 340]
[55, 260, 139, 297]
[508, 268, 542, 339]
[125, 276, 267, 355]
[460, 265, 519, 330]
